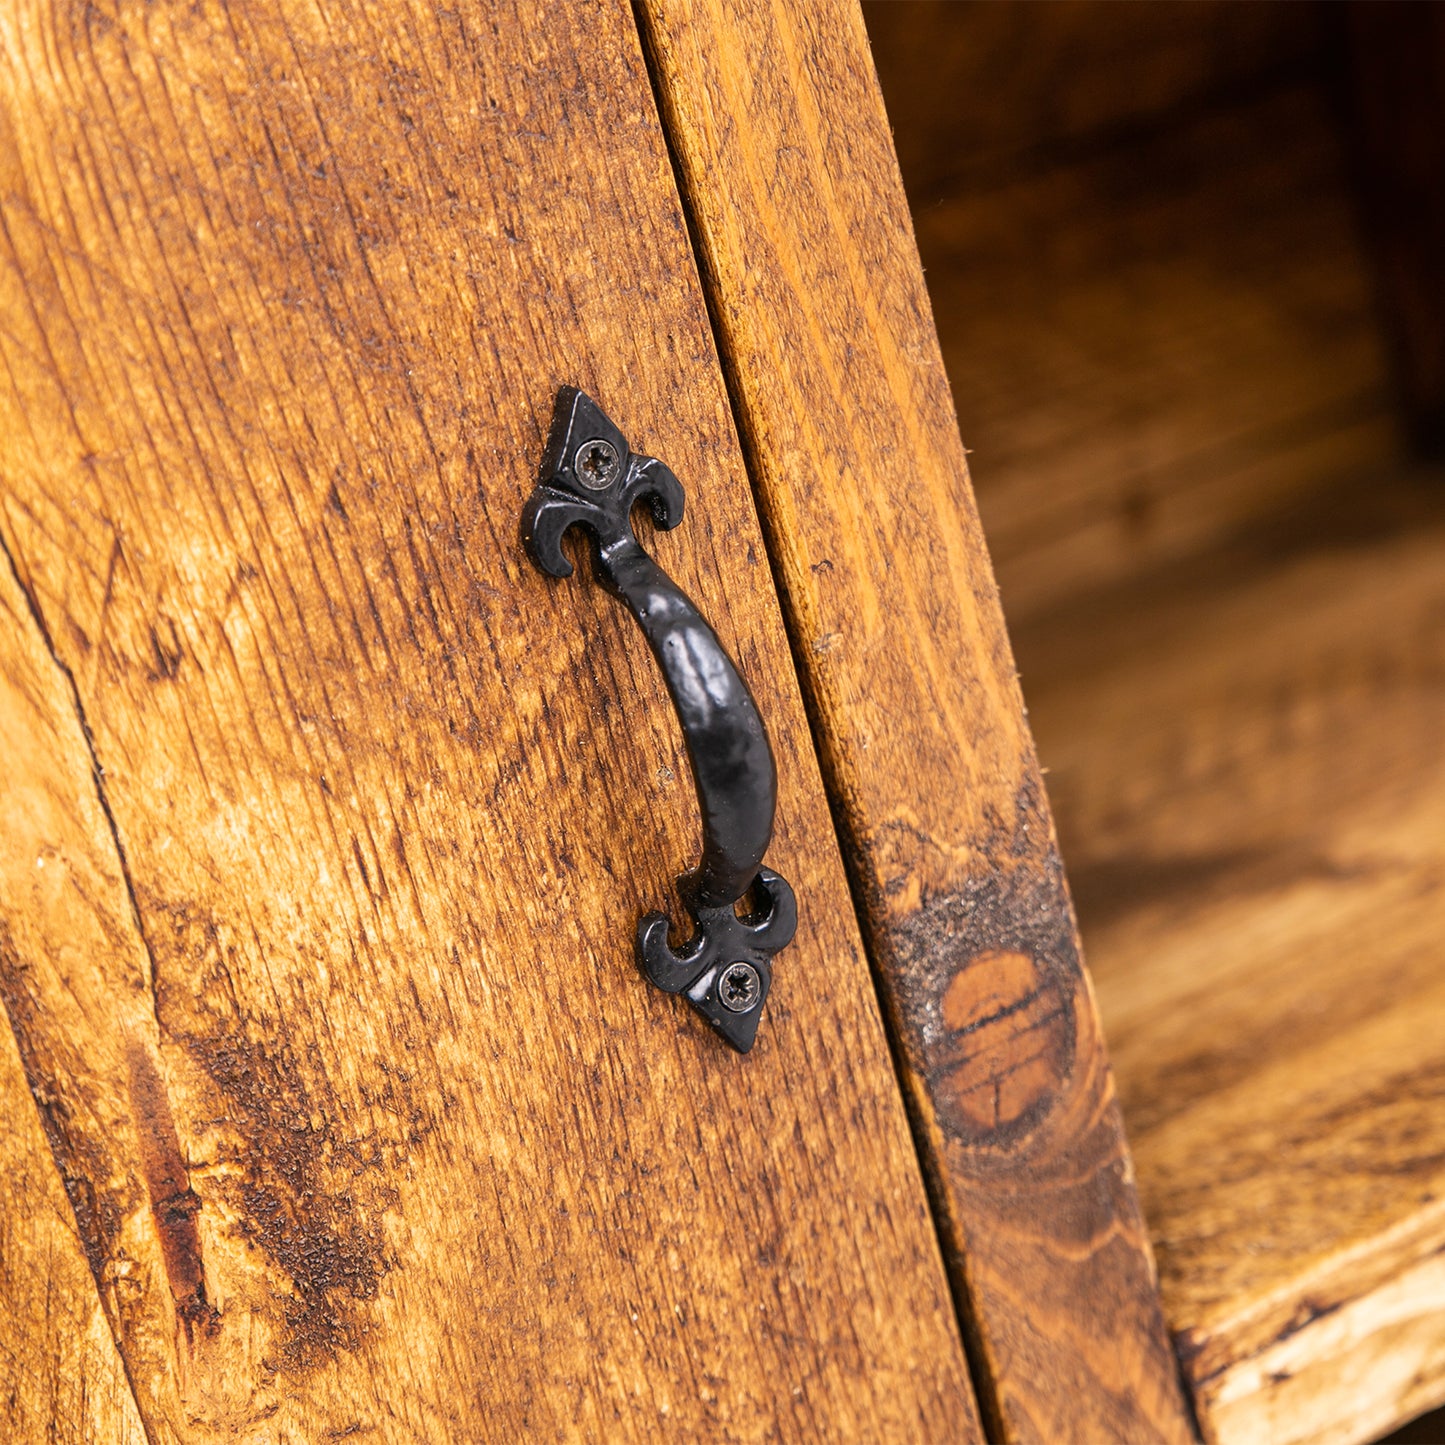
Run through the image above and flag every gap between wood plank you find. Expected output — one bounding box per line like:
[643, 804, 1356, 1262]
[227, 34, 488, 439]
[0, 525, 159, 1445]
[628, 5, 1007, 1435]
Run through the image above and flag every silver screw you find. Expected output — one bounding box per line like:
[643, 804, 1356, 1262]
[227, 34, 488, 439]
[719, 962, 762, 1013]
[573, 438, 620, 490]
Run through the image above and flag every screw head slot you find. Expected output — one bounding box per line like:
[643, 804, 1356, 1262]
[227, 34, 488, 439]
[574, 438, 621, 490]
[719, 961, 762, 1013]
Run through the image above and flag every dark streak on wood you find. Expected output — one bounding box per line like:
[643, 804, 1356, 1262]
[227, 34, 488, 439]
[1333, 2, 1445, 453]
[143, 891, 395, 1371]
[0, 920, 120, 1288]
[125, 1041, 215, 1335]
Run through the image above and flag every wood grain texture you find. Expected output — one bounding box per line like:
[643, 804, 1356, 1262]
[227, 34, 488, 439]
[0, 868, 147, 1445]
[1015, 471, 1445, 1445]
[0, 0, 983, 1439]
[636, 1, 1195, 1441]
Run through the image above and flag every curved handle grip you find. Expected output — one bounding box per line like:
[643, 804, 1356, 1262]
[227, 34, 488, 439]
[522, 387, 795, 1052]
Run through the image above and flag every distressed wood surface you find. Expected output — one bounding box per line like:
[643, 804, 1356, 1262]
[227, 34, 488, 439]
[0, 891, 147, 1445]
[0, 0, 983, 1439]
[637, 1, 1195, 1441]
[1017, 470, 1445, 1445]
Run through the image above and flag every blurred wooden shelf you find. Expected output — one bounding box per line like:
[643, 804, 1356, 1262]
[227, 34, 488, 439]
[867, 4, 1445, 1442]
[1017, 471, 1445, 1445]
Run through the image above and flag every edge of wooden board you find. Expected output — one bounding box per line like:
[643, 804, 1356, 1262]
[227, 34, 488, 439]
[634, 0, 1199, 1440]
[1183, 1199, 1445, 1445]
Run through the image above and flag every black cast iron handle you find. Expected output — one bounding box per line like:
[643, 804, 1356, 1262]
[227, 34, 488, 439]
[522, 387, 796, 1052]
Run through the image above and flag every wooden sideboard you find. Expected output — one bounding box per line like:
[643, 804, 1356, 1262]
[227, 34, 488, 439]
[2, 1, 1440, 1442]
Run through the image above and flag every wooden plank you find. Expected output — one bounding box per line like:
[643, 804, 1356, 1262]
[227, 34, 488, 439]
[0, 764, 148, 1445]
[868, 11, 1445, 1435]
[635, 1, 1195, 1440]
[0, 0, 982, 1439]
[0, 497, 193, 1439]
[863, 5, 1445, 1442]
[1013, 472, 1445, 1445]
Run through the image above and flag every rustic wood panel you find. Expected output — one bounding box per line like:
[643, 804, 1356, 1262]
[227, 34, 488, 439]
[1013, 470, 1445, 1445]
[637, 1, 1195, 1440]
[0, 0, 982, 1439]
[0, 794, 147, 1445]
